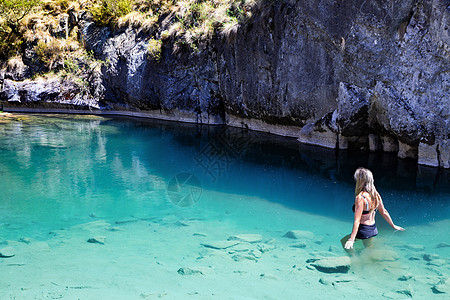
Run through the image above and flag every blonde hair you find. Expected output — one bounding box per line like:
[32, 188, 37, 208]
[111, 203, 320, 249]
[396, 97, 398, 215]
[354, 167, 380, 210]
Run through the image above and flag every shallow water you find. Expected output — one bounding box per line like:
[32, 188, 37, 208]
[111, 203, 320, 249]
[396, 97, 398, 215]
[0, 114, 449, 299]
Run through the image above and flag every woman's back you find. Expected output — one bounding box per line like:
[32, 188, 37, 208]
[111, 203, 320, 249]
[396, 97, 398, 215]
[355, 191, 376, 225]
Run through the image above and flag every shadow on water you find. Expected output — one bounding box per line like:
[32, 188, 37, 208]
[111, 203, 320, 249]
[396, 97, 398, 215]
[107, 116, 449, 226]
[116, 115, 449, 192]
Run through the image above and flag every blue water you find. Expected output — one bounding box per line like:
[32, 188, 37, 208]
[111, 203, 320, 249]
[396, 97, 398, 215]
[0, 114, 448, 235]
[0, 114, 449, 299]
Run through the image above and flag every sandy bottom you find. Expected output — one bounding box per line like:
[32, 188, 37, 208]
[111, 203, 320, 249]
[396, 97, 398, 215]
[1, 188, 449, 300]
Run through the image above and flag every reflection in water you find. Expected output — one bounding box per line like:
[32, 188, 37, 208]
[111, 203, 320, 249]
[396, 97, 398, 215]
[0, 114, 448, 232]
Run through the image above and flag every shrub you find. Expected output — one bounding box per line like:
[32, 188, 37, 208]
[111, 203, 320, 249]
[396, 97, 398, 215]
[63, 57, 79, 73]
[147, 38, 162, 61]
[0, 30, 22, 59]
[90, 0, 133, 27]
[34, 39, 63, 69]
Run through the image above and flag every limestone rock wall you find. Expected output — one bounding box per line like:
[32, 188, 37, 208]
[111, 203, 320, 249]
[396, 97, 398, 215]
[1, 0, 449, 168]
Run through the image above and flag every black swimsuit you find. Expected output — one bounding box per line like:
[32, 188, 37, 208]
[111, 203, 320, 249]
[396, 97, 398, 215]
[352, 194, 378, 239]
[352, 204, 371, 214]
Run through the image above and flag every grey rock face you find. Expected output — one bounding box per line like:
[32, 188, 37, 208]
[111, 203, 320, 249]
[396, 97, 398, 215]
[4, 56, 29, 81]
[1, 0, 448, 168]
[51, 13, 70, 39]
[0, 77, 98, 108]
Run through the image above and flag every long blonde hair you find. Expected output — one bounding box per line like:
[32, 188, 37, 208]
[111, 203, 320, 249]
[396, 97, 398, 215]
[354, 167, 380, 210]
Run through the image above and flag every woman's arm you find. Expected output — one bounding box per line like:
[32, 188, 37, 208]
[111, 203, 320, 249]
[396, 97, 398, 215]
[344, 195, 363, 249]
[378, 198, 405, 231]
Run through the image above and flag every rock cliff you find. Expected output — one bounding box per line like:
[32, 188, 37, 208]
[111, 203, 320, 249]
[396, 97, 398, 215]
[1, 0, 449, 168]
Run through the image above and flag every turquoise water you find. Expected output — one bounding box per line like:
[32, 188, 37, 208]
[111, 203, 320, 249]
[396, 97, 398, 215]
[0, 114, 449, 299]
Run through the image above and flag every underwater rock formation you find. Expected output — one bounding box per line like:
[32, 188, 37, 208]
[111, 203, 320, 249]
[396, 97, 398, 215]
[310, 256, 351, 273]
[1, 0, 448, 168]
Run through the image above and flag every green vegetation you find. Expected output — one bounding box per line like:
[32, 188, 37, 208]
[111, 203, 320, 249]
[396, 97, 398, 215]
[0, 0, 42, 58]
[63, 57, 80, 73]
[0, 0, 41, 33]
[147, 38, 162, 61]
[35, 39, 63, 69]
[0, 0, 259, 78]
[90, 0, 133, 26]
[88, 0, 256, 51]
[163, 0, 254, 49]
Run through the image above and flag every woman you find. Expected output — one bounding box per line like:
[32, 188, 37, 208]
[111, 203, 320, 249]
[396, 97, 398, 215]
[343, 167, 404, 250]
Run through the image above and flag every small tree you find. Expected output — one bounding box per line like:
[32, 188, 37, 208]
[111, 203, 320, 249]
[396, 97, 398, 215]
[0, 0, 41, 59]
[0, 0, 41, 34]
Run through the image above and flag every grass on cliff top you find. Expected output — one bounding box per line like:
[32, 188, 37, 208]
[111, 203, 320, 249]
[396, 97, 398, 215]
[0, 0, 81, 63]
[1, 0, 265, 78]
[0, 0, 114, 97]
[89, 0, 259, 56]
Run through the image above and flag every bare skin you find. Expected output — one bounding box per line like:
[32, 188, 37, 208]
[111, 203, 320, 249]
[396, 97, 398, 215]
[343, 191, 405, 250]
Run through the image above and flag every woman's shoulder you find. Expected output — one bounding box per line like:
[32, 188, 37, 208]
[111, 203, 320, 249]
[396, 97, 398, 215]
[354, 192, 366, 204]
[358, 191, 371, 199]
[356, 191, 370, 198]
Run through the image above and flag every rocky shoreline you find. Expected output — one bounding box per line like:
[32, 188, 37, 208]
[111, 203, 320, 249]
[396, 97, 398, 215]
[1, 102, 448, 169]
[1, 0, 449, 168]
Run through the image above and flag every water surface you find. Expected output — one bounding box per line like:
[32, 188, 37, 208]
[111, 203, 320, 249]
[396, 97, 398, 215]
[0, 114, 448, 299]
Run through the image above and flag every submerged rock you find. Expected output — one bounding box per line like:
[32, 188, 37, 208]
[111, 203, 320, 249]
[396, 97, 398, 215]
[193, 233, 207, 237]
[257, 243, 275, 253]
[201, 241, 239, 250]
[231, 254, 258, 262]
[398, 274, 413, 281]
[368, 250, 399, 262]
[318, 278, 330, 285]
[107, 226, 122, 232]
[74, 220, 111, 230]
[228, 243, 253, 253]
[311, 256, 351, 273]
[177, 267, 213, 275]
[396, 288, 414, 298]
[115, 219, 139, 225]
[398, 244, 425, 251]
[87, 236, 106, 245]
[290, 242, 307, 248]
[250, 249, 262, 259]
[228, 234, 263, 243]
[259, 273, 279, 280]
[174, 221, 189, 226]
[423, 253, 440, 261]
[427, 259, 447, 267]
[18, 237, 31, 244]
[382, 291, 400, 299]
[436, 243, 450, 248]
[432, 278, 450, 294]
[0, 247, 15, 258]
[177, 267, 202, 275]
[283, 230, 314, 240]
[408, 255, 421, 261]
